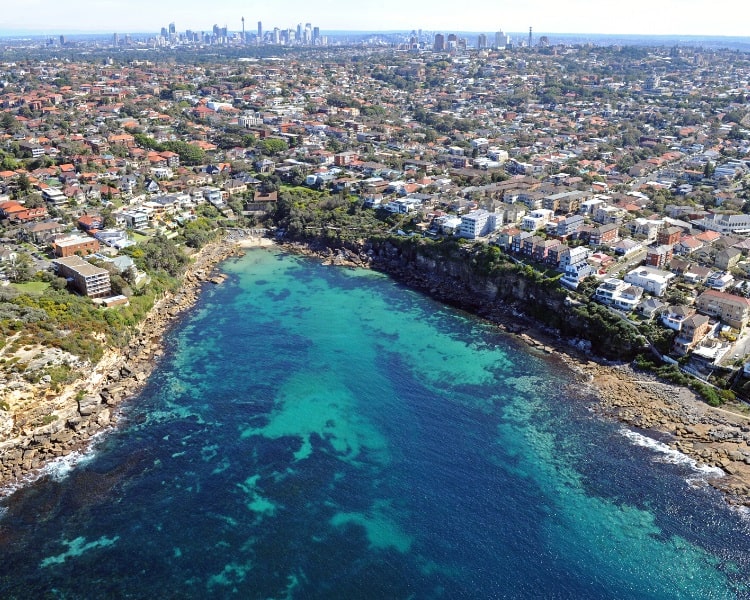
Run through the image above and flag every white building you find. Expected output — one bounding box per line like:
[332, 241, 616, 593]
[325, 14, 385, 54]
[579, 198, 606, 215]
[623, 266, 675, 297]
[594, 278, 643, 311]
[42, 188, 68, 207]
[692, 213, 750, 235]
[521, 209, 553, 232]
[459, 209, 499, 239]
[559, 246, 589, 270]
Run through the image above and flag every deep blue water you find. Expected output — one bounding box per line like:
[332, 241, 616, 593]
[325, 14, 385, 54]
[2, 248, 750, 599]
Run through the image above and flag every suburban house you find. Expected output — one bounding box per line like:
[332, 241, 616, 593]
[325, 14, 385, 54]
[623, 266, 675, 297]
[595, 278, 643, 311]
[673, 314, 713, 356]
[638, 297, 666, 319]
[25, 220, 67, 243]
[662, 305, 695, 331]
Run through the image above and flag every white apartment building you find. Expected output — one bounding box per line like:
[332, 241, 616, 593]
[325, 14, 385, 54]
[521, 209, 554, 232]
[460, 209, 499, 239]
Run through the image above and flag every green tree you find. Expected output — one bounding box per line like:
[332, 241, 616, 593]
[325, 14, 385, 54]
[16, 172, 31, 194]
[257, 138, 289, 156]
[7, 253, 35, 283]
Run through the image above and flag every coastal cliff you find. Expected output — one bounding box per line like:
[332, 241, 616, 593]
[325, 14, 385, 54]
[0, 238, 244, 488]
[361, 236, 644, 359]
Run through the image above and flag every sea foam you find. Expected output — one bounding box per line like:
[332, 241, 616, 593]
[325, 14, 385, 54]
[0, 431, 105, 498]
[619, 427, 725, 478]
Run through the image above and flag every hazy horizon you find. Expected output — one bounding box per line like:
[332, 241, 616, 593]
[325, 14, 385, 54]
[0, 0, 748, 38]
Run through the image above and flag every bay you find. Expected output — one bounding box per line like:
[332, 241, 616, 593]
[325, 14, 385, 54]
[1, 248, 750, 599]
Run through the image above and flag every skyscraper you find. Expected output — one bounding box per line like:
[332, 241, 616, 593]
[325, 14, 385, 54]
[477, 33, 487, 49]
[242, 16, 245, 43]
[169, 22, 176, 35]
[433, 33, 445, 52]
[258, 21, 263, 42]
[529, 27, 533, 48]
[494, 30, 509, 48]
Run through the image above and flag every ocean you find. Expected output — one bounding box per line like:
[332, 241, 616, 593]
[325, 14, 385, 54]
[2, 248, 750, 599]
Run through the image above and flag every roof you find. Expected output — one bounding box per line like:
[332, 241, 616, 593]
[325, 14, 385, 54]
[698, 289, 750, 307]
[53, 255, 108, 277]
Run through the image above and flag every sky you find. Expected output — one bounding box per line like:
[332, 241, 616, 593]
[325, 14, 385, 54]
[0, 0, 748, 37]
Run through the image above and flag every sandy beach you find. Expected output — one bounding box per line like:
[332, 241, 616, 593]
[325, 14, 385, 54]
[4, 235, 750, 508]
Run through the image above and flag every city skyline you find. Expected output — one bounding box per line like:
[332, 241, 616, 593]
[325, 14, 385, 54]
[0, 0, 748, 38]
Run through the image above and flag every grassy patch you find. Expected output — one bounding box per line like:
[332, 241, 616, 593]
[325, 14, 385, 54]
[130, 232, 150, 244]
[11, 282, 50, 294]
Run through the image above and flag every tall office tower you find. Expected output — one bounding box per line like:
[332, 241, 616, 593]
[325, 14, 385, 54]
[313, 26, 320, 44]
[161, 27, 168, 38]
[433, 33, 445, 51]
[59, 35, 66, 46]
[296, 23, 303, 43]
[169, 22, 176, 35]
[528, 27, 532, 48]
[477, 33, 487, 49]
[494, 30, 506, 48]
[273, 28, 280, 44]
[242, 17, 245, 42]
[304, 23, 312, 45]
[258, 21, 263, 40]
[113, 32, 119, 47]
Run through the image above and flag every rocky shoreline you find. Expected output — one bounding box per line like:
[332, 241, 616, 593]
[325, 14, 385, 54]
[0, 231, 264, 493]
[5, 236, 750, 508]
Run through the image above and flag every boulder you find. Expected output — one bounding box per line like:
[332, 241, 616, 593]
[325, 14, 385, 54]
[78, 395, 100, 417]
[96, 409, 111, 427]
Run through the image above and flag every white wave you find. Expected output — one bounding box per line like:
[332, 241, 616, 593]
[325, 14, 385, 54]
[0, 430, 108, 498]
[41, 429, 109, 482]
[619, 427, 725, 478]
[730, 505, 750, 522]
[39, 449, 94, 482]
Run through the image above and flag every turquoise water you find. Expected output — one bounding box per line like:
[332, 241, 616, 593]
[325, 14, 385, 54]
[2, 248, 750, 598]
